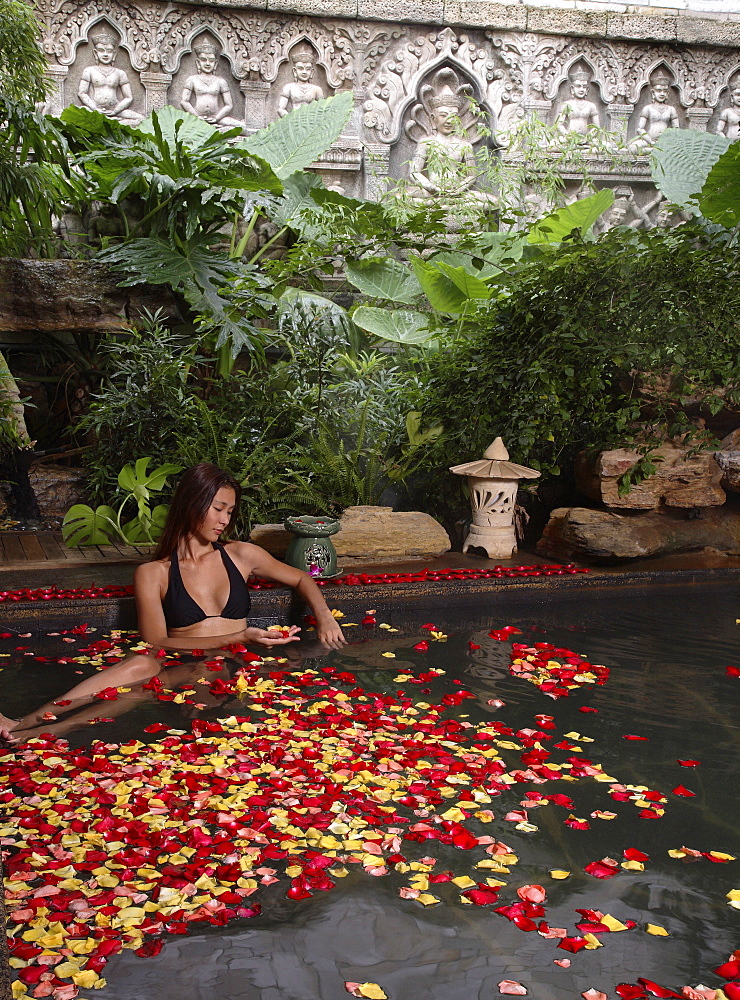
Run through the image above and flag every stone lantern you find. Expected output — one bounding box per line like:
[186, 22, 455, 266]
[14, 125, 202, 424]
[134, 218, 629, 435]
[450, 438, 540, 559]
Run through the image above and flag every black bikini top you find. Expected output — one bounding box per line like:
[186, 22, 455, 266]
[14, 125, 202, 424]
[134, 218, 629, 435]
[162, 542, 251, 630]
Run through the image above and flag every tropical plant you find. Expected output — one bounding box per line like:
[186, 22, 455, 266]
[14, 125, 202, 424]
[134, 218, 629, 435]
[77, 313, 198, 500]
[61, 95, 354, 361]
[412, 221, 740, 522]
[62, 458, 182, 545]
[349, 190, 615, 346]
[0, 0, 48, 104]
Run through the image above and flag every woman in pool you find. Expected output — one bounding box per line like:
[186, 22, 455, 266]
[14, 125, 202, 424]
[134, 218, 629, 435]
[0, 462, 345, 740]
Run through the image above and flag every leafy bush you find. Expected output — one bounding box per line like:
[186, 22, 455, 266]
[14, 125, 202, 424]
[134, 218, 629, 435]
[62, 458, 181, 546]
[416, 223, 740, 519]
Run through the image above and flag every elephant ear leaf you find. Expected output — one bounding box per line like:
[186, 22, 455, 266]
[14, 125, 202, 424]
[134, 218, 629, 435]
[62, 505, 119, 547]
[651, 128, 732, 211]
[699, 141, 740, 227]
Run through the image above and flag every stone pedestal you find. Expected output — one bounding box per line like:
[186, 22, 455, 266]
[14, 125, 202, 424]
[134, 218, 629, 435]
[44, 64, 69, 116]
[687, 107, 713, 130]
[364, 142, 391, 201]
[241, 79, 270, 130]
[250, 506, 451, 565]
[524, 98, 552, 123]
[607, 102, 634, 141]
[141, 71, 172, 114]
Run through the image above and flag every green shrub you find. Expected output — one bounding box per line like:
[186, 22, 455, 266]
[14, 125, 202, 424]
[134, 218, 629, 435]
[416, 224, 740, 519]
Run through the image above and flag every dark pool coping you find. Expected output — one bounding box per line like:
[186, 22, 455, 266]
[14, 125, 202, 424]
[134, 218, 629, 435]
[1, 563, 739, 632]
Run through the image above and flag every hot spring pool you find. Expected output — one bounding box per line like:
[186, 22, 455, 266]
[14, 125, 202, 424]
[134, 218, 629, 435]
[2, 581, 739, 1000]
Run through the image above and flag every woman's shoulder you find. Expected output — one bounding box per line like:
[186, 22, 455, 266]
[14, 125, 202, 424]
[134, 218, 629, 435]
[222, 540, 268, 568]
[134, 558, 170, 586]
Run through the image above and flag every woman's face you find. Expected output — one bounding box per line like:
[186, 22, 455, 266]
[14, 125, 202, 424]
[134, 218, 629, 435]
[200, 486, 236, 541]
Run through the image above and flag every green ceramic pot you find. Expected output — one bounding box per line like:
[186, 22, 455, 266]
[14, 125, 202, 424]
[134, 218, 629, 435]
[283, 515, 340, 578]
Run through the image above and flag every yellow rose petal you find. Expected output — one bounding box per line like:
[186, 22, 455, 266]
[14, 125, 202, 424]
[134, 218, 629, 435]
[357, 985, 388, 1000]
[549, 869, 571, 880]
[646, 923, 670, 936]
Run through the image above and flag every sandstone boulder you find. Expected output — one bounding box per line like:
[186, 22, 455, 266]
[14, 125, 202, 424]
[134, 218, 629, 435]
[575, 445, 725, 510]
[714, 451, 740, 493]
[250, 506, 451, 566]
[537, 505, 740, 563]
[30, 464, 88, 518]
[0, 259, 178, 333]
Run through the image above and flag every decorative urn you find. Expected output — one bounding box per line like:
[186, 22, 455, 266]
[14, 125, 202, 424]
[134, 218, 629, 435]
[450, 438, 540, 559]
[283, 515, 340, 577]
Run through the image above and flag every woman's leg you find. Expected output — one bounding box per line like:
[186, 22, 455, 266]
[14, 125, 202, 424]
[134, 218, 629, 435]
[6, 653, 161, 734]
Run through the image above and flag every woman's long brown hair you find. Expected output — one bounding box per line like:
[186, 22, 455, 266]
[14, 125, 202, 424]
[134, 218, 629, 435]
[151, 463, 242, 561]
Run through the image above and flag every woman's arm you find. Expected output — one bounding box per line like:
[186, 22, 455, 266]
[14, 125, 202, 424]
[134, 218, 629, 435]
[235, 543, 347, 648]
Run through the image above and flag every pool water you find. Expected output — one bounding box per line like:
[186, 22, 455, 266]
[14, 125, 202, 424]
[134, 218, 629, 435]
[2, 582, 739, 1000]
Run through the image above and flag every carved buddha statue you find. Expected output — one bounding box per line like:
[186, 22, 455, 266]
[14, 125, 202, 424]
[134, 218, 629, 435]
[78, 29, 142, 123]
[631, 72, 679, 150]
[558, 69, 600, 135]
[277, 42, 325, 117]
[180, 39, 243, 129]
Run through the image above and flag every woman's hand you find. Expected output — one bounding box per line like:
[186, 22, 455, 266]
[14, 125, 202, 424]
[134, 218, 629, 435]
[245, 625, 302, 648]
[315, 614, 347, 649]
[0, 715, 19, 743]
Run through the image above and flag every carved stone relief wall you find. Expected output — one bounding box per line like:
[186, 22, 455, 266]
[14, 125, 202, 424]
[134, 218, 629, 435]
[33, 0, 740, 212]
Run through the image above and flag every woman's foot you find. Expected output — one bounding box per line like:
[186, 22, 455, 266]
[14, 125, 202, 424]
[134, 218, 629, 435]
[0, 713, 20, 742]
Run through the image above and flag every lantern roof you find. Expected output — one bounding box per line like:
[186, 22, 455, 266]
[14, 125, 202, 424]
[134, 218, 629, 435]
[449, 437, 541, 480]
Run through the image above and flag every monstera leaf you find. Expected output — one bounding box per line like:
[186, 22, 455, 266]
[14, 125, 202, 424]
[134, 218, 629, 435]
[239, 92, 353, 178]
[352, 306, 434, 344]
[117, 458, 182, 498]
[651, 128, 732, 212]
[346, 258, 422, 305]
[62, 505, 120, 546]
[121, 504, 169, 544]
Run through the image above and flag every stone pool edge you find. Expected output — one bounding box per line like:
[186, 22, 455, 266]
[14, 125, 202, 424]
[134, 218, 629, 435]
[1, 565, 738, 632]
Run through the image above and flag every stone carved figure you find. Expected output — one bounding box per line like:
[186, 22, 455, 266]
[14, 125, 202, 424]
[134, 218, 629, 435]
[78, 29, 143, 123]
[181, 39, 243, 129]
[717, 83, 740, 140]
[277, 42, 325, 117]
[86, 202, 126, 246]
[631, 71, 679, 150]
[557, 68, 600, 134]
[406, 68, 496, 208]
[597, 185, 636, 231]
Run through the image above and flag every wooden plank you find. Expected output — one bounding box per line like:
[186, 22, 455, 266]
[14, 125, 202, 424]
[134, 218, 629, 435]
[20, 534, 47, 561]
[38, 533, 70, 561]
[1, 533, 27, 563]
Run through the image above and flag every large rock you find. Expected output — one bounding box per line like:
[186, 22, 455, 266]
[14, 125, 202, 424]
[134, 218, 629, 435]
[250, 506, 451, 566]
[537, 505, 740, 563]
[575, 445, 725, 509]
[29, 464, 88, 518]
[714, 452, 740, 493]
[0, 259, 178, 333]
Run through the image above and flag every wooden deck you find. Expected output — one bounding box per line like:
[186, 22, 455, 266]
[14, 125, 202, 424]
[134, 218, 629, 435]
[0, 531, 152, 571]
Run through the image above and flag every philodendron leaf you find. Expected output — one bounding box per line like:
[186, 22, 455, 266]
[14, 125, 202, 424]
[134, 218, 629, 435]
[651, 128, 732, 211]
[699, 141, 740, 227]
[61, 505, 120, 547]
[352, 306, 434, 344]
[239, 92, 353, 179]
[528, 188, 614, 243]
[346, 258, 422, 305]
